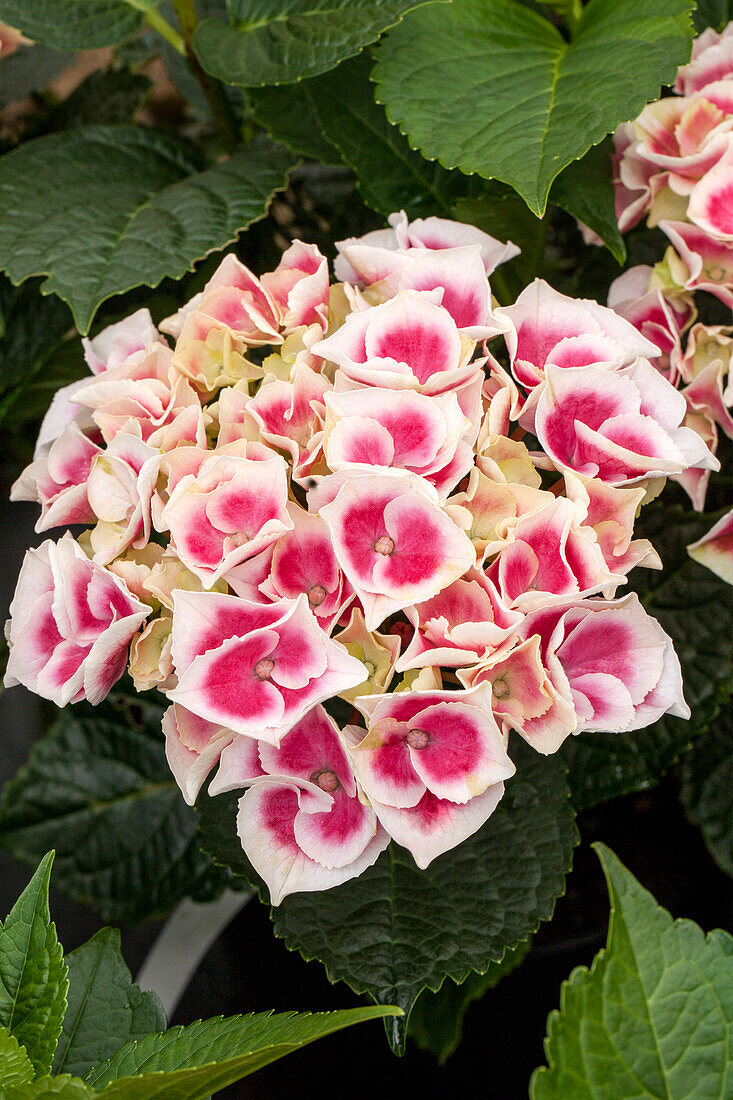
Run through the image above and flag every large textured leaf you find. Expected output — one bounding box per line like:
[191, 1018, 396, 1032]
[549, 140, 626, 264]
[0, 853, 68, 1077]
[408, 938, 532, 1063]
[693, 0, 732, 32]
[192, 0, 433, 86]
[0, 1, 143, 50]
[0, 1025, 34, 1088]
[373, 0, 694, 215]
[561, 506, 733, 809]
[53, 928, 166, 1078]
[199, 742, 577, 1054]
[305, 54, 473, 217]
[530, 844, 733, 1099]
[4, 1079, 93, 1100]
[0, 127, 295, 332]
[0, 277, 72, 427]
[83, 1008, 401, 1095]
[680, 704, 733, 878]
[249, 84, 340, 163]
[0, 695, 228, 924]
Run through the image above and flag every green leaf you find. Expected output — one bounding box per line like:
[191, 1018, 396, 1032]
[680, 703, 733, 878]
[549, 140, 626, 263]
[5, 1078, 93, 1100]
[0, 1025, 34, 1088]
[0, 126, 295, 332]
[530, 843, 733, 1099]
[83, 1007, 401, 1096]
[0, 332, 85, 438]
[0, 1, 143, 50]
[0, 695, 229, 924]
[373, 0, 694, 215]
[304, 54, 473, 217]
[409, 938, 532, 1064]
[53, 928, 166, 1078]
[0, 853, 68, 1077]
[693, 0, 732, 33]
[561, 506, 733, 809]
[249, 84, 341, 163]
[49, 69, 152, 130]
[199, 741, 577, 1055]
[192, 0, 435, 87]
[0, 277, 72, 425]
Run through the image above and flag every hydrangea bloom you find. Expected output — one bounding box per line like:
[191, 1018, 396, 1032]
[5, 207, 709, 903]
[603, 19, 733, 510]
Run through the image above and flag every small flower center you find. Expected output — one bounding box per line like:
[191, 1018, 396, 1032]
[311, 769, 340, 793]
[307, 583, 327, 608]
[406, 727, 430, 750]
[492, 677, 510, 700]
[374, 535, 395, 556]
[254, 657, 275, 680]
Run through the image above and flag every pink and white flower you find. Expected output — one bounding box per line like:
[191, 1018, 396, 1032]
[458, 635, 575, 749]
[11, 423, 102, 532]
[659, 220, 733, 308]
[334, 212, 515, 337]
[227, 503, 353, 631]
[687, 141, 733, 239]
[345, 683, 514, 867]
[246, 362, 329, 480]
[502, 279, 660, 390]
[335, 210, 520, 280]
[677, 322, 733, 439]
[33, 309, 163, 458]
[323, 385, 473, 498]
[562, 472, 662, 575]
[4, 201, 707, 896]
[4, 534, 148, 706]
[312, 289, 480, 395]
[86, 433, 160, 564]
[676, 24, 733, 95]
[163, 254, 281, 348]
[82, 309, 164, 376]
[261, 241, 330, 333]
[522, 595, 687, 751]
[485, 496, 624, 611]
[167, 591, 367, 744]
[396, 568, 521, 671]
[160, 452, 292, 587]
[527, 359, 718, 484]
[688, 507, 733, 584]
[607, 265, 694, 379]
[319, 470, 476, 630]
[209, 705, 389, 904]
[72, 343, 206, 448]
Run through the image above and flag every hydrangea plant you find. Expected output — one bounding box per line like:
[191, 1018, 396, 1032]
[0, 0, 730, 1082]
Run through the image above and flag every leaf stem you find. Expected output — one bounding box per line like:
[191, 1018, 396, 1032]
[124, 0, 186, 55]
[170, 0, 241, 152]
[565, 0, 584, 37]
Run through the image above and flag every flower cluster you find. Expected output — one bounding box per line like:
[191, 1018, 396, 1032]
[603, 21, 733, 525]
[5, 209, 709, 904]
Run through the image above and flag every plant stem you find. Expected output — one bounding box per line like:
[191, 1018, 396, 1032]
[171, 0, 241, 152]
[125, 0, 186, 55]
[564, 0, 584, 37]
